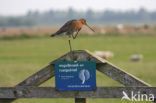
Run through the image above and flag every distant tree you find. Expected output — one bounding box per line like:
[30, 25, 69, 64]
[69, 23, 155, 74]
[151, 11, 156, 20]
[66, 8, 75, 20]
[85, 9, 94, 21]
[137, 8, 150, 21]
[0, 7, 156, 27]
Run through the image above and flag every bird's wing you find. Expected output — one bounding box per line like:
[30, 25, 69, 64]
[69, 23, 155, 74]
[55, 20, 77, 34]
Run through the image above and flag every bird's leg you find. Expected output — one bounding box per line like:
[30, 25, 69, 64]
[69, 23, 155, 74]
[68, 36, 72, 52]
[72, 33, 75, 39]
[68, 36, 74, 61]
[73, 29, 81, 39]
[73, 32, 78, 39]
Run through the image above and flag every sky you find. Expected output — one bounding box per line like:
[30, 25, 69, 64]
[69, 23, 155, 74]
[0, 0, 156, 16]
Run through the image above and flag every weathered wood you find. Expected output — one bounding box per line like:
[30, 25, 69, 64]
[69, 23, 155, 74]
[0, 87, 156, 98]
[96, 63, 150, 86]
[75, 98, 87, 103]
[16, 50, 104, 86]
[50, 50, 151, 86]
[2, 64, 55, 103]
[17, 50, 150, 88]
[51, 50, 106, 64]
[79, 50, 150, 87]
[17, 64, 55, 86]
[1, 50, 155, 103]
[86, 51, 156, 103]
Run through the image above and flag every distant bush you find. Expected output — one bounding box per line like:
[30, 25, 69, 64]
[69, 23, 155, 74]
[0, 33, 39, 40]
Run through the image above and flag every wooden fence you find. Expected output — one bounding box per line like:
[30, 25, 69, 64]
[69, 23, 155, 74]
[0, 50, 155, 103]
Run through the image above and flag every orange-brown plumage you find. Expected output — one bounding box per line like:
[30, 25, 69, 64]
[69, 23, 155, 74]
[51, 18, 94, 39]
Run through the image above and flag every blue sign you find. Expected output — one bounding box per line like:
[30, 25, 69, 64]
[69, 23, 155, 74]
[55, 61, 96, 91]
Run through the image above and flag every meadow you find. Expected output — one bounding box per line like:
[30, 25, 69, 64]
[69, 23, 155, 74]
[0, 33, 156, 103]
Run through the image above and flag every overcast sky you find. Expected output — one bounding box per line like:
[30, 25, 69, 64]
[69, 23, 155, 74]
[1, 0, 156, 16]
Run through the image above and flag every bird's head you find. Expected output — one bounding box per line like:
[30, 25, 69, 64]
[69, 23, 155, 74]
[79, 18, 95, 32]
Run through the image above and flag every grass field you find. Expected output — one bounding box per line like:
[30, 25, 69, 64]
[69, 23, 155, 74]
[0, 34, 156, 103]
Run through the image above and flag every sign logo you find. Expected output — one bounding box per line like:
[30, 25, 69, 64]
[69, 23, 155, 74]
[121, 91, 155, 101]
[79, 69, 90, 84]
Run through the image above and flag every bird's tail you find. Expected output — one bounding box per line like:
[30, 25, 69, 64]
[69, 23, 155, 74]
[50, 33, 57, 37]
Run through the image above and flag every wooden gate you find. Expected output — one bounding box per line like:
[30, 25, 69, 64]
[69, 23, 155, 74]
[0, 50, 156, 103]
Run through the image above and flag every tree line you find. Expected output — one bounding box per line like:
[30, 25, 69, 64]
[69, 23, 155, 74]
[0, 8, 156, 27]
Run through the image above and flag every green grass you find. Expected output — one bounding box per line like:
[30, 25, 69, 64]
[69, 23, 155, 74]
[0, 35, 156, 103]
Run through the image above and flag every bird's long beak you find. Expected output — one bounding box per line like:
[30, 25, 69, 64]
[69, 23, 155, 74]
[85, 23, 95, 32]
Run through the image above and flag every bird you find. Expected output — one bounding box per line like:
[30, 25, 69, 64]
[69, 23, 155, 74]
[50, 18, 95, 39]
